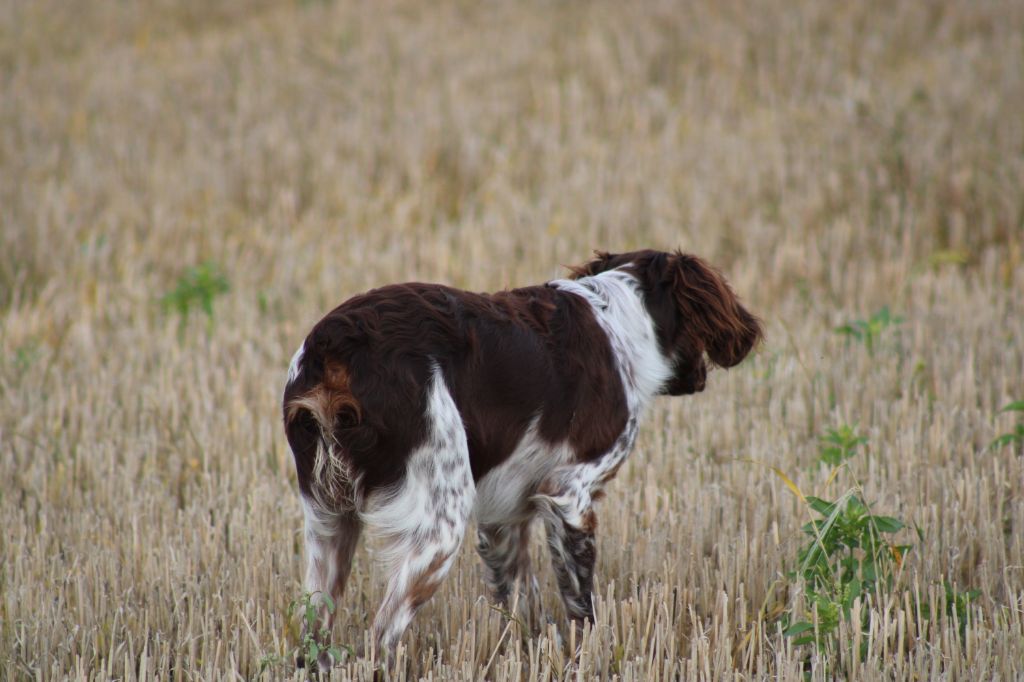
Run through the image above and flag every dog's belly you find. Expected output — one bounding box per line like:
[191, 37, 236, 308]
[474, 419, 571, 526]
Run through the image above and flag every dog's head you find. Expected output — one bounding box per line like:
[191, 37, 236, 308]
[570, 250, 763, 395]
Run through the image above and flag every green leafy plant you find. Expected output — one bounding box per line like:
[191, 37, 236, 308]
[989, 401, 1024, 453]
[834, 306, 904, 355]
[160, 261, 229, 323]
[773, 424, 982, 667]
[259, 591, 352, 675]
[290, 591, 351, 671]
[818, 424, 868, 466]
[763, 439, 912, 661]
[783, 491, 910, 651]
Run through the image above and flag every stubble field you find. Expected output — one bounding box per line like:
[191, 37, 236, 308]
[2, 0, 1024, 679]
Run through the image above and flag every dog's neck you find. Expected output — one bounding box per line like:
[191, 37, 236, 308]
[550, 270, 674, 412]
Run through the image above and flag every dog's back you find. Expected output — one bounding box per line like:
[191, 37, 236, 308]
[284, 281, 631, 502]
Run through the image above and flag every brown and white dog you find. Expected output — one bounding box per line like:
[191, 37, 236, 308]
[282, 249, 762, 667]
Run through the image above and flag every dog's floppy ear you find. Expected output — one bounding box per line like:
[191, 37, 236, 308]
[672, 253, 763, 367]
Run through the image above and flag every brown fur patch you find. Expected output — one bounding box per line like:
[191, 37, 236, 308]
[669, 253, 764, 369]
[406, 552, 450, 611]
[284, 359, 363, 505]
[579, 508, 598, 534]
[285, 359, 362, 430]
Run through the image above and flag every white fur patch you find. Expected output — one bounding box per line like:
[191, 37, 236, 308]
[551, 270, 673, 411]
[301, 495, 340, 596]
[286, 342, 305, 384]
[358, 364, 476, 651]
[475, 419, 571, 527]
[535, 417, 639, 522]
[360, 366, 474, 552]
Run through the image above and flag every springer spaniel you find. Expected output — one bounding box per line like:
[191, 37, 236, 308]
[282, 249, 762, 667]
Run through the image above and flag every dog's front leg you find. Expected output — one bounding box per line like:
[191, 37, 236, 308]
[477, 519, 541, 632]
[534, 480, 599, 635]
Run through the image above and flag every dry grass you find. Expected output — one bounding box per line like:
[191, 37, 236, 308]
[2, 0, 1024, 679]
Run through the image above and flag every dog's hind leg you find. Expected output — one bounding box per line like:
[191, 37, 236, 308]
[298, 499, 362, 670]
[360, 367, 475, 662]
[284, 389, 364, 671]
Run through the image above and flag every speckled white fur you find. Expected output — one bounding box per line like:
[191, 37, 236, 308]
[359, 364, 476, 654]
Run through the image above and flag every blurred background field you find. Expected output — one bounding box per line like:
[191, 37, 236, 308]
[1, 0, 1023, 679]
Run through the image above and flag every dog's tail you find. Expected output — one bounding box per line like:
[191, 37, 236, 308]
[282, 343, 362, 509]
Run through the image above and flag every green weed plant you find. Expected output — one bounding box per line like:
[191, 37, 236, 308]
[990, 401, 1024, 453]
[834, 306, 904, 355]
[160, 261, 230, 324]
